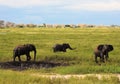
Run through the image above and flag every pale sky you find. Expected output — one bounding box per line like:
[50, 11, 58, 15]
[0, 0, 120, 25]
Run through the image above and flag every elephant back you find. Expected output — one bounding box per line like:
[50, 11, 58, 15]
[13, 45, 26, 55]
[24, 44, 36, 52]
[53, 44, 62, 49]
[97, 44, 104, 51]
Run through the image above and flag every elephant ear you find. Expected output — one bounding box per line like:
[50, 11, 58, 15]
[108, 45, 114, 51]
[62, 43, 67, 47]
[62, 43, 70, 49]
[97, 44, 104, 51]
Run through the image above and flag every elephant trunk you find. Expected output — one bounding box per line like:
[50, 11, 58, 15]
[34, 49, 36, 61]
[69, 46, 75, 50]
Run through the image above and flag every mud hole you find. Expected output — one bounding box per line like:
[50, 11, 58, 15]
[0, 61, 69, 71]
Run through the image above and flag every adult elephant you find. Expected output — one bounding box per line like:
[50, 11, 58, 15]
[94, 44, 113, 63]
[53, 43, 75, 52]
[13, 44, 36, 62]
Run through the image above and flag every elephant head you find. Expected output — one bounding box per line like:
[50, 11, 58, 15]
[94, 44, 113, 63]
[25, 44, 37, 61]
[13, 44, 36, 62]
[53, 43, 75, 52]
[97, 44, 113, 53]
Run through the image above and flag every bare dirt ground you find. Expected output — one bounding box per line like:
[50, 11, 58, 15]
[0, 61, 68, 71]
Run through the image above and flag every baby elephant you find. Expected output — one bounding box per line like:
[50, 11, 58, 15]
[13, 44, 36, 62]
[94, 44, 114, 63]
[53, 43, 75, 52]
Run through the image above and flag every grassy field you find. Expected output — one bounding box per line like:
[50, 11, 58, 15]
[0, 27, 120, 83]
[0, 70, 119, 84]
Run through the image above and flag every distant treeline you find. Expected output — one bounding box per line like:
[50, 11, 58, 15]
[0, 20, 120, 28]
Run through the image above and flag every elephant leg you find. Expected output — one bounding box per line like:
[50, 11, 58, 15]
[18, 56, 21, 62]
[53, 49, 56, 52]
[100, 57, 102, 62]
[27, 56, 31, 61]
[105, 53, 109, 61]
[101, 56, 105, 63]
[100, 53, 105, 62]
[63, 49, 66, 52]
[105, 56, 108, 61]
[26, 54, 31, 61]
[13, 56, 16, 62]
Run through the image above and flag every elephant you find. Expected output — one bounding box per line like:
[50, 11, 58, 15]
[94, 44, 113, 63]
[53, 43, 75, 52]
[13, 44, 36, 62]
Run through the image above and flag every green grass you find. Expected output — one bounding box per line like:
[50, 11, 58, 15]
[0, 70, 119, 84]
[1, 27, 120, 83]
[0, 27, 120, 74]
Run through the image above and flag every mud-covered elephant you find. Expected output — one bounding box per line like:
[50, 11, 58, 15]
[94, 44, 113, 63]
[53, 43, 75, 52]
[13, 44, 36, 62]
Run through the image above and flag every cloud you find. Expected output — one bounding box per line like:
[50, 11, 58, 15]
[0, 0, 63, 7]
[0, 0, 120, 11]
[62, 1, 120, 11]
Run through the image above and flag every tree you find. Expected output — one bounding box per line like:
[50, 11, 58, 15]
[0, 20, 5, 28]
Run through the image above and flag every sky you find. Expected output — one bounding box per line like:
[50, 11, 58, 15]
[0, 0, 120, 25]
